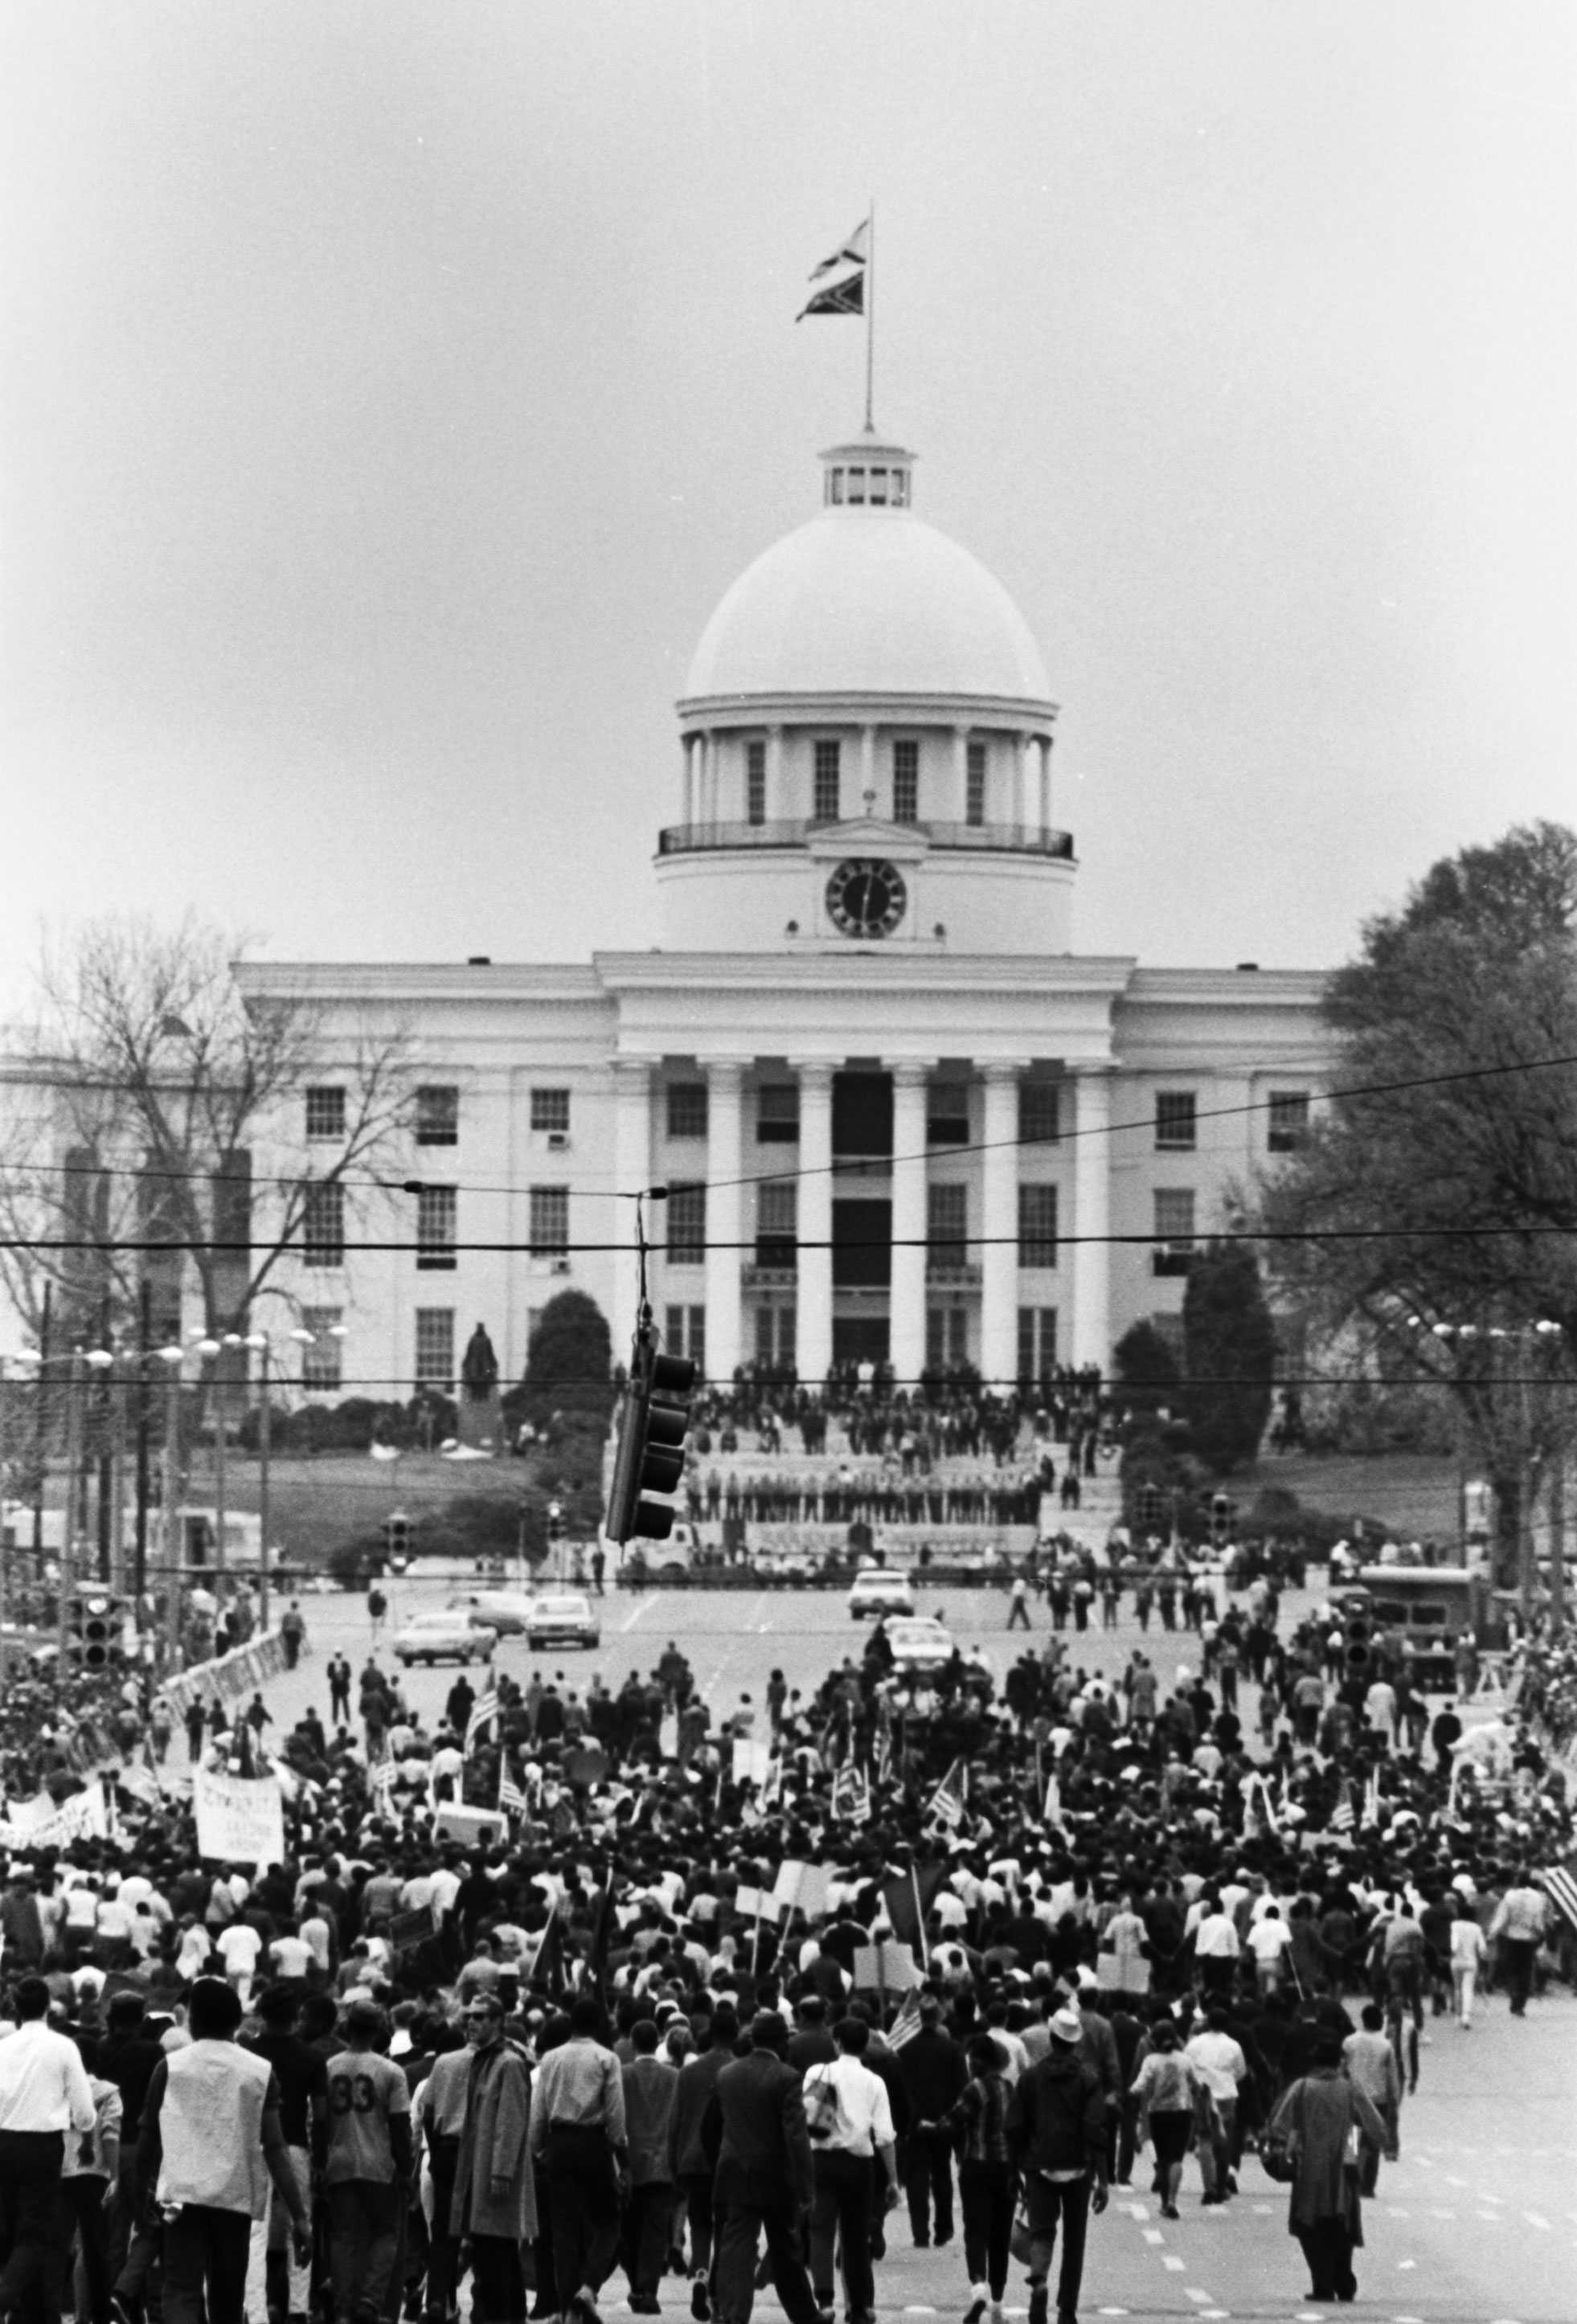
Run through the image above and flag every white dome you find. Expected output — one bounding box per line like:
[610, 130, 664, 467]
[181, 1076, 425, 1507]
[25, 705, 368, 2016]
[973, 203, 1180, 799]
[683, 508, 1053, 706]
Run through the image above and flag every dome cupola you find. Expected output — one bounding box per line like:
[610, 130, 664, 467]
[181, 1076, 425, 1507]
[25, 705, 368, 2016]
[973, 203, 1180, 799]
[658, 423, 1075, 957]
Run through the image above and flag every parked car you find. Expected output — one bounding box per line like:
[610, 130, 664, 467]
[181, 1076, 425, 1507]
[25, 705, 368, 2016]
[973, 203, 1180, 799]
[523, 1591, 601, 1650]
[883, 1614, 955, 1674]
[848, 1566, 916, 1619]
[394, 1610, 498, 1667]
[447, 1590, 537, 1636]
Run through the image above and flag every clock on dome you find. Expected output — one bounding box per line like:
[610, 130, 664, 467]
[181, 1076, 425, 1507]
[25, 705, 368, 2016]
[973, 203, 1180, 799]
[826, 858, 907, 939]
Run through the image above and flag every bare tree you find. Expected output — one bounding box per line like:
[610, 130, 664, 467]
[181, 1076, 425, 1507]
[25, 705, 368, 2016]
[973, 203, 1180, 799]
[0, 914, 412, 1350]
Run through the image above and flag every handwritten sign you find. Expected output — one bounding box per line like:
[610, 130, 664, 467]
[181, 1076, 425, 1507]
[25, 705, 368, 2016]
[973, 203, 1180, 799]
[193, 1769, 286, 1869]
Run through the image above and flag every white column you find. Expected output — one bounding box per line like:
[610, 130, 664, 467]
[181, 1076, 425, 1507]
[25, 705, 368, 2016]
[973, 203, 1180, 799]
[683, 738, 698, 828]
[611, 1060, 652, 1356]
[952, 726, 970, 821]
[768, 724, 784, 821]
[794, 1060, 834, 1387]
[861, 722, 878, 815]
[887, 1059, 934, 1389]
[704, 1061, 746, 1384]
[979, 1063, 1022, 1389]
[1071, 1067, 1113, 1370]
[1039, 735, 1052, 832]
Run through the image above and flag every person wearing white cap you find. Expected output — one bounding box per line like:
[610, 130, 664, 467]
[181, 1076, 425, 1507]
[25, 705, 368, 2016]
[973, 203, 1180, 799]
[1004, 2007, 1108, 2324]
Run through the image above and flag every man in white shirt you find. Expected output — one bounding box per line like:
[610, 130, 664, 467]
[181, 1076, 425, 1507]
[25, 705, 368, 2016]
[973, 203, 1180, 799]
[803, 2017, 899, 2323]
[0, 1974, 97, 2324]
[1247, 1906, 1293, 1995]
[1184, 2011, 1247, 2203]
[1190, 1895, 1241, 2002]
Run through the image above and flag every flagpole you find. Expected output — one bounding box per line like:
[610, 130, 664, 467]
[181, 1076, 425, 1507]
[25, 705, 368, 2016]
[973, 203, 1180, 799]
[911, 1864, 929, 1968]
[865, 197, 876, 431]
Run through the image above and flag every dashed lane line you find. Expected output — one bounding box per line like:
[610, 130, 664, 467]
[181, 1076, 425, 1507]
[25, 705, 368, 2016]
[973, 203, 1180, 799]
[1141, 2228, 1164, 2245]
[617, 1595, 657, 1632]
[1161, 2254, 1186, 2272]
[1523, 2209, 1551, 2229]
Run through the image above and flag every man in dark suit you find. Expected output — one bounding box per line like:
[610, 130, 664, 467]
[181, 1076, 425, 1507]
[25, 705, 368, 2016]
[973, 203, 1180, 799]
[702, 2012, 822, 2324]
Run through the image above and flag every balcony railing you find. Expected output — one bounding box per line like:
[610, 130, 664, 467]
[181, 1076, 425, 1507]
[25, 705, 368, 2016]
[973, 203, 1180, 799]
[657, 818, 1074, 860]
[926, 1257, 982, 1284]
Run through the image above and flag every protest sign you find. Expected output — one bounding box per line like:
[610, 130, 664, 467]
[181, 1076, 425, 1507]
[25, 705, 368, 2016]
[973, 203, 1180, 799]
[434, 1803, 505, 1849]
[732, 1741, 774, 1789]
[389, 1904, 436, 1957]
[733, 1882, 782, 1924]
[193, 1768, 286, 1868]
[0, 1785, 109, 1851]
[853, 1940, 923, 1993]
[773, 1860, 833, 1921]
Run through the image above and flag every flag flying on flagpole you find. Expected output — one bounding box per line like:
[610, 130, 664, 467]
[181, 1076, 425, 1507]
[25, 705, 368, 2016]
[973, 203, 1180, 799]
[883, 1863, 948, 1952]
[1329, 1780, 1356, 1833]
[884, 1990, 924, 2050]
[923, 1757, 967, 1834]
[797, 219, 868, 319]
[830, 1762, 871, 1826]
[1542, 1856, 1577, 1937]
[498, 1755, 528, 1819]
[465, 1689, 500, 1753]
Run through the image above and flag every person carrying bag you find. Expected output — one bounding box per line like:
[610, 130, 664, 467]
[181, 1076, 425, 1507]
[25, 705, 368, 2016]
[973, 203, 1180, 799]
[1264, 2034, 1395, 2304]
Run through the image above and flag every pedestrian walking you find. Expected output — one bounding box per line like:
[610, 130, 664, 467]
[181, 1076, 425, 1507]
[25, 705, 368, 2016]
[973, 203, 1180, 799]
[702, 2011, 821, 2324]
[1004, 2006, 1109, 2324]
[802, 2017, 900, 2324]
[1450, 1901, 1487, 2027]
[450, 1991, 535, 2324]
[322, 2000, 414, 2324]
[620, 2019, 678, 2312]
[134, 1976, 310, 2324]
[921, 2033, 1017, 2324]
[0, 1975, 98, 2324]
[1267, 2036, 1395, 2304]
[526, 1995, 628, 2322]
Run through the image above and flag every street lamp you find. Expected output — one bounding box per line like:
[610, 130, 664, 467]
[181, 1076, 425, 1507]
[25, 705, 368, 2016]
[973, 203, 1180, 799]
[0, 1347, 42, 1649]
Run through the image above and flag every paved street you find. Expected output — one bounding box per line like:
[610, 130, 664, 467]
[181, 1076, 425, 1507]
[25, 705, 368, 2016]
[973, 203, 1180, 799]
[219, 1577, 1573, 2324]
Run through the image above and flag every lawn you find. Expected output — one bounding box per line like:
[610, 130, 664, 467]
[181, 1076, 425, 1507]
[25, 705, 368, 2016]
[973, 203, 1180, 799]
[1235, 1446, 1461, 1545]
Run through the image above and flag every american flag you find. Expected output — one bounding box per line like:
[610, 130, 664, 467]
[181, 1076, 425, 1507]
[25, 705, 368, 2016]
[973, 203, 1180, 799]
[369, 1756, 398, 1814]
[1542, 1858, 1577, 1937]
[498, 1757, 529, 1819]
[924, 1757, 967, 1834]
[884, 1991, 924, 2050]
[465, 1689, 501, 1753]
[1328, 1781, 1355, 1833]
[831, 1762, 871, 1826]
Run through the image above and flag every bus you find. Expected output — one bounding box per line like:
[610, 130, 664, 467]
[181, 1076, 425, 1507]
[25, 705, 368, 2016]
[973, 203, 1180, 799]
[1356, 1564, 1503, 1688]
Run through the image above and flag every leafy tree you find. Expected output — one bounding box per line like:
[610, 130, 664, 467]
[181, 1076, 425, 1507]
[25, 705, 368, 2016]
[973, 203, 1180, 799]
[512, 1289, 614, 1427]
[1112, 1319, 1182, 1418]
[1181, 1241, 1277, 1475]
[1255, 822, 1577, 1592]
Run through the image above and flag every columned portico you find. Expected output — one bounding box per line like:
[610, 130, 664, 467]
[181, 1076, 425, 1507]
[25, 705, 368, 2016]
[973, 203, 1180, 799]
[611, 1058, 652, 1344]
[704, 1061, 747, 1381]
[1071, 1066, 1113, 1369]
[793, 1060, 834, 1385]
[979, 1062, 1026, 1388]
[887, 1058, 934, 1386]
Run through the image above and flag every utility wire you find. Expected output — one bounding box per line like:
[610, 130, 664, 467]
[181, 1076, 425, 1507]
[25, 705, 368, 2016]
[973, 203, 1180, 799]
[10, 1045, 1575, 1205]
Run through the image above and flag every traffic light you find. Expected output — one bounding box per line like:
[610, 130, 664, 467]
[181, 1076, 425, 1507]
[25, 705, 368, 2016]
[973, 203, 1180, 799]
[1210, 1493, 1232, 1548]
[604, 1329, 696, 1545]
[69, 1592, 121, 1671]
[1345, 1610, 1373, 1675]
[381, 1511, 411, 1569]
[547, 1502, 566, 1542]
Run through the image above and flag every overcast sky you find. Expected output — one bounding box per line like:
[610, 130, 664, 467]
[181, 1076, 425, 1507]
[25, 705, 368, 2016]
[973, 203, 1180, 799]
[3, 2, 1571, 1004]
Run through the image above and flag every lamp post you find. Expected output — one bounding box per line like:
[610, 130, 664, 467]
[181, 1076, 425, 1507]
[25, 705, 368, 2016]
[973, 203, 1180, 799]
[0, 1347, 42, 1649]
[245, 1332, 273, 1632]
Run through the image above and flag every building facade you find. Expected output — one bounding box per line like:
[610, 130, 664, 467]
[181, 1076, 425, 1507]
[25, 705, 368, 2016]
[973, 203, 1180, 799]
[232, 423, 1333, 1403]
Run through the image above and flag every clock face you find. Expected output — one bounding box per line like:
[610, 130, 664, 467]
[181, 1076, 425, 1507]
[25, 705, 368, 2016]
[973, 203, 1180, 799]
[826, 857, 907, 939]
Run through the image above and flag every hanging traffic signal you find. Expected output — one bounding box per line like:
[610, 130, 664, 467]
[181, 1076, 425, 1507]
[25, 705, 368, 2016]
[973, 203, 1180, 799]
[381, 1511, 411, 1569]
[547, 1502, 566, 1542]
[1210, 1493, 1233, 1548]
[69, 1591, 121, 1670]
[1345, 1610, 1373, 1675]
[604, 1329, 696, 1545]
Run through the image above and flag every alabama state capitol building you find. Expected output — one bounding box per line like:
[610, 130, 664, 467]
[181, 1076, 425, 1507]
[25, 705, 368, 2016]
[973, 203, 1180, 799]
[240, 425, 1333, 1402]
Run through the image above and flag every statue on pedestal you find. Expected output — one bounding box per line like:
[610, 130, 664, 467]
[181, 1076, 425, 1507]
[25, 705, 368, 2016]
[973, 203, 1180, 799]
[461, 1323, 500, 1405]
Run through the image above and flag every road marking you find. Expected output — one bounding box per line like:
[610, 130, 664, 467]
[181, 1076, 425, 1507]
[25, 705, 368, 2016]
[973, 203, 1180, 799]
[1141, 2227, 1164, 2244]
[1127, 2201, 1150, 2220]
[1523, 2210, 1551, 2230]
[1161, 2254, 1186, 2271]
[1444, 2173, 1468, 2187]
[1251, 2201, 1272, 2215]
[1477, 2210, 1503, 2223]
[618, 1596, 655, 1632]
[1429, 2205, 1454, 2217]
[1184, 2293, 1211, 2306]
[902, 2309, 936, 2315]
[756, 1616, 775, 1631]
[1397, 2258, 1416, 2269]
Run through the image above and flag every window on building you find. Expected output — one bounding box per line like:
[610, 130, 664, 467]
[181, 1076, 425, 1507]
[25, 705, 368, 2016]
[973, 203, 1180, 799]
[965, 740, 986, 826]
[846, 467, 866, 505]
[756, 1083, 800, 1144]
[665, 1303, 706, 1371]
[892, 739, 919, 823]
[1153, 1188, 1196, 1275]
[1268, 1089, 1311, 1152]
[756, 1180, 797, 1269]
[927, 1181, 968, 1274]
[415, 1085, 459, 1145]
[666, 1182, 706, 1266]
[301, 1181, 344, 1268]
[927, 1305, 969, 1370]
[300, 1307, 342, 1391]
[754, 1304, 796, 1370]
[746, 739, 766, 826]
[813, 739, 842, 823]
[528, 1185, 569, 1256]
[927, 1084, 969, 1145]
[530, 1086, 571, 1135]
[666, 1082, 708, 1140]
[1018, 1082, 1061, 1144]
[414, 1307, 455, 1391]
[305, 1086, 345, 1142]
[1018, 1183, 1059, 1268]
[1155, 1091, 1197, 1151]
[1018, 1305, 1058, 1382]
[416, 1184, 457, 1270]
